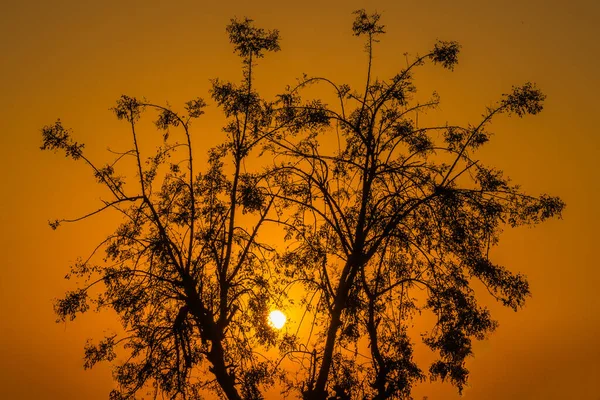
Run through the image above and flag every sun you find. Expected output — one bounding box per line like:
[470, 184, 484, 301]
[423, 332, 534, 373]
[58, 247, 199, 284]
[268, 310, 287, 330]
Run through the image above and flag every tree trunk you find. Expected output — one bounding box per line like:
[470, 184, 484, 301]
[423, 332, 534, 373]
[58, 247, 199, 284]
[185, 277, 243, 400]
[208, 339, 243, 400]
[306, 255, 362, 400]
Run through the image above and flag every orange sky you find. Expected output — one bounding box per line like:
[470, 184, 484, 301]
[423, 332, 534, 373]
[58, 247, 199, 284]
[1, 0, 599, 398]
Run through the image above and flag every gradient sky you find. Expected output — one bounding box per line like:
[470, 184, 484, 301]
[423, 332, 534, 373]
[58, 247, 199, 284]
[1, 0, 599, 398]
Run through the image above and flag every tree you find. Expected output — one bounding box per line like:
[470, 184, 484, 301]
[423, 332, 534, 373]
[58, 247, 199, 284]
[42, 10, 563, 400]
[44, 17, 285, 400]
[266, 9, 564, 400]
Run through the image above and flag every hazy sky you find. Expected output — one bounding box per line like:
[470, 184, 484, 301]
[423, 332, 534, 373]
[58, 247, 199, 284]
[1, 0, 599, 398]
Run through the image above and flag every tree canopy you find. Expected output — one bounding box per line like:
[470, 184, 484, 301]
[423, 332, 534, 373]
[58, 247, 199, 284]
[42, 10, 564, 400]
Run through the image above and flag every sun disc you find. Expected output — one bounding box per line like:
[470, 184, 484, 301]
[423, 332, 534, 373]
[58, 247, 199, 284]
[268, 310, 286, 329]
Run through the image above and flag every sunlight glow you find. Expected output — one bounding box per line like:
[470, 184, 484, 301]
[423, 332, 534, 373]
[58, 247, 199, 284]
[268, 310, 286, 329]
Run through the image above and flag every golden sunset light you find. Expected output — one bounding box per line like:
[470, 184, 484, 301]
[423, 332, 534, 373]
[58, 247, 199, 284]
[268, 310, 287, 330]
[1, 1, 599, 399]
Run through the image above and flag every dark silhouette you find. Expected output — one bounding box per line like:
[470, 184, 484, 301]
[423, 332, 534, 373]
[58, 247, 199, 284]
[42, 10, 564, 400]
[265, 10, 563, 400]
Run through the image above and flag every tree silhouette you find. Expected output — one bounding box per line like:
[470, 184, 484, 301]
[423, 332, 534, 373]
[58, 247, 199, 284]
[44, 17, 286, 400]
[42, 10, 564, 400]
[267, 9, 563, 400]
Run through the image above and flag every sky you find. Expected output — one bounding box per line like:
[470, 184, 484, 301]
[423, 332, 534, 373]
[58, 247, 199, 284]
[1, 0, 599, 398]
